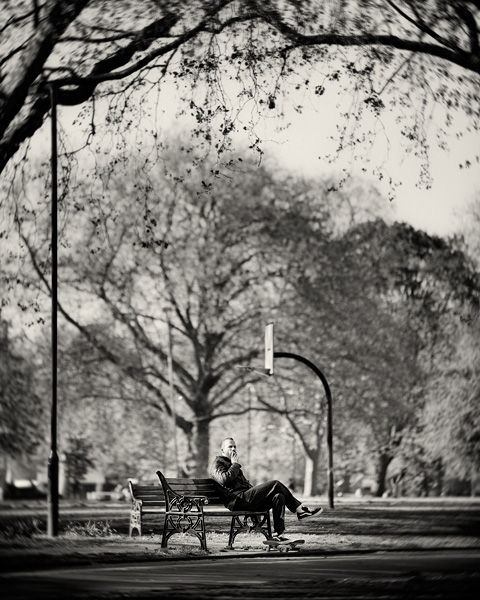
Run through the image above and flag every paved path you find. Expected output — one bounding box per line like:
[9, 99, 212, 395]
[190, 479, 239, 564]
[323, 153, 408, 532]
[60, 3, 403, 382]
[2, 550, 479, 599]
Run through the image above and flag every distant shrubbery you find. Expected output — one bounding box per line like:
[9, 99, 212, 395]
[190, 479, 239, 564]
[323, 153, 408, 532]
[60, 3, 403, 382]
[0, 517, 44, 539]
[0, 517, 118, 539]
[64, 520, 116, 537]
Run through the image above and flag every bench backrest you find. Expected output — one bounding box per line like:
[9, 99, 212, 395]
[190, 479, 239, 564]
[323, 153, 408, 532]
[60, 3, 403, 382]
[128, 474, 225, 508]
[128, 480, 163, 507]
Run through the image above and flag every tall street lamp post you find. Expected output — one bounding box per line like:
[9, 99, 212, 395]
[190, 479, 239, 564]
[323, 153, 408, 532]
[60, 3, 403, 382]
[165, 309, 179, 477]
[47, 83, 59, 536]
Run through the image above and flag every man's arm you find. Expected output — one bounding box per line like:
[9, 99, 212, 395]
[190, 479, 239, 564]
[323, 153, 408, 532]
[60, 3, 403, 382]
[209, 457, 242, 486]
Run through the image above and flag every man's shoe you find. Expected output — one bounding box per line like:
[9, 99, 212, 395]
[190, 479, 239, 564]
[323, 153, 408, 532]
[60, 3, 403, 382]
[297, 507, 323, 520]
[270, 534, 289, 542]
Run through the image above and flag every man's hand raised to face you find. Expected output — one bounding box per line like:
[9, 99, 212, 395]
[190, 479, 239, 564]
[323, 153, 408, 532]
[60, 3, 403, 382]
[221, 438, 239, 464]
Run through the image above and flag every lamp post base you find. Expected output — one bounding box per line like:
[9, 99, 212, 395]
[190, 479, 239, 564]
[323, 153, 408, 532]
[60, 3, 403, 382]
[47, 450, 59, 537]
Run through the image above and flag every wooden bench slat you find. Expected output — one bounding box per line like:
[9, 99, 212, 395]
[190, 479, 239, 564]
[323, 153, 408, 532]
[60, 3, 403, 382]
[133, 491, 222, 500]
[139, 507, 267, 515]
[132, 485, 219, 492]
[133, 494, 223, 501]
[167, 486, 219, 493]
[133, 480, 215, 486]
[166, 480, 215, 485]
[168, 487, 219, 493]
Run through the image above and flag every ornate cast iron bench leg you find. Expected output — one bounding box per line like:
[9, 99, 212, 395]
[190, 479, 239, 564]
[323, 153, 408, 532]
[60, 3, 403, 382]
[228, 515, 243, 548]
[228, 513, 271, 548]
[198, 513, 207, 551]
[161, 508, 208, 550]
[129, 499, 142, 537]
[250, 513, 272, 541]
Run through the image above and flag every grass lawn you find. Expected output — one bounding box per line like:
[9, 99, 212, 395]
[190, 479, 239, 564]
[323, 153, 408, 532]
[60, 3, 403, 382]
[1, 497, 479, 571]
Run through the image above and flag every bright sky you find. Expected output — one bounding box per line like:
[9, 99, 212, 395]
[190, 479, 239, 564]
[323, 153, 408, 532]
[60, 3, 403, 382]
[157, 61, 479, 239]
[253, 87, 479, 239]
[263, 118, 479, 238]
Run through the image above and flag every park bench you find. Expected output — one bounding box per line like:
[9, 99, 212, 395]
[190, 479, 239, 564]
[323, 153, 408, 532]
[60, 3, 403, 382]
[128, 469, 272, 551]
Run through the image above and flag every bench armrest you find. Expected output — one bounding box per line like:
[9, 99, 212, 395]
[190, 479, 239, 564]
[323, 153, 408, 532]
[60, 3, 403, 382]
[181, 494, 209, 505]
[156, 469, 209, 512]
[169, 493, 209, 513]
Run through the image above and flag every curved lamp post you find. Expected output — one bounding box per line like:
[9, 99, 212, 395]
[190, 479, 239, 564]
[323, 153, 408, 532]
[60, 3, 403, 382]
[274, 351, 334, 509]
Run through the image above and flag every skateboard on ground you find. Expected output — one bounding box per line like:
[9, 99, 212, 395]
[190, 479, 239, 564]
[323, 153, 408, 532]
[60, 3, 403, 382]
[263, 539, 305, 552]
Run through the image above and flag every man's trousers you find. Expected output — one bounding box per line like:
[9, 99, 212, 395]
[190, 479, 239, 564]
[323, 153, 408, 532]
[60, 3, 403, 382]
[232, 480, 302, 535]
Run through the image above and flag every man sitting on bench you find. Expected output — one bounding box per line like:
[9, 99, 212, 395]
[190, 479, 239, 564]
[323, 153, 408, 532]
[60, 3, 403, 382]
[209, 437, 322, 541]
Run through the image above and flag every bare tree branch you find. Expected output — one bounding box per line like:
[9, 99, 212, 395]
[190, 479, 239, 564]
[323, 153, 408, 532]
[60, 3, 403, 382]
[0, 0, 90, 141]
[1, 1, 479, 174]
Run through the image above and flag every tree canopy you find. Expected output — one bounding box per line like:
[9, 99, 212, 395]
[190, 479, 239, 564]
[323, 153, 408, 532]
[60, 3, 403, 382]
[4, 146, 478, 493]
[260, 210, 480, 494]
[1, 0, 479, 177]
[0, 319, 47, 457]
[28, 152, 336, 475]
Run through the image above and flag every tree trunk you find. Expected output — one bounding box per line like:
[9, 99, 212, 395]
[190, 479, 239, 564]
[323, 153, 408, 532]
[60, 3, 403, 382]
[303, 455, 314, 497]
[375, 452, 393, 497]
[189, 417, 211, 477]
[303, 448, 321, 497]
[471, 464, 478, 498]
[433, 458, 444, 497]
[0, 455, 6, 501]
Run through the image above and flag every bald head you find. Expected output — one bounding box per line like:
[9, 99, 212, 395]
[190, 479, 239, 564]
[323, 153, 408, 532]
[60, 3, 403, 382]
[221, 437, 235, 451]
[221, 438, 237, 459]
